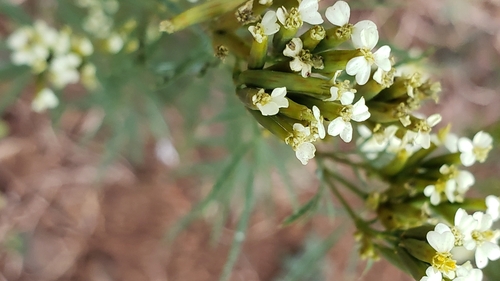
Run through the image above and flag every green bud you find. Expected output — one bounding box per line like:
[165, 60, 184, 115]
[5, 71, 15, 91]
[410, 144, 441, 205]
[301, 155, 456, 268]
[249, 36, 268, 69]
[314, 49, 360, 76]
[313, 24, 353, 53]
[247, 109, 293, 141]
[237, 70, 332, 99]
[160, 0, 247, 33]
[401, 224, 435, 241]
[364, 101, 401, 123]
[236, 87, 260, 110]
[379, 149, 409, 176]
[400, 238, 435, 264]
[396, 247, 430, 280]
[300, 25, 325, 50]
[421, 153, 461, 169]
[279, 99, 315, 121]
[378, 202, 428, 230]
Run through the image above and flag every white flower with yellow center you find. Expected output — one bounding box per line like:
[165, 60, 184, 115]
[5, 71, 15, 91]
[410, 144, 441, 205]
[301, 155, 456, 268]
[283, 38, 323, 77]
[450, 209, 477, 250]
[405, 114, 442, 149]
[426, 225, 457, 279]
[252, 87, 289, 116]
[286, 123, 317, 165]
[32, 88, 59, 113]
[327, 97, 370, 143]
[345, 21, 391, 85]
[327, 71, 356, 104]
[486, 195, 500, 222]
[248, 10, 280, 43]
[423, 165, 474, 205]
[458, 131, 493, 167]
[469, 212, 500, 269]
[277, 0, 323, 29]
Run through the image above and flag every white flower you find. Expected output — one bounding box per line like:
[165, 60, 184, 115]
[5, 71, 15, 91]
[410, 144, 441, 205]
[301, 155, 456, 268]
[32, 88, 59, 112]
[420, 266, 442, 281]
[486, 195, 500, 222]
[426, 225, 457, 279]
[72, 36, 94, 56]
[248, 10, 280, 43]
[287, 123, 317, 165]
[423, 165, 474, 205]
[327, 97, 370, 142]
[295, 141, 316, 165]
[470, 212, 500, 269]
[49, 53, 82, 88]
[259, 0, 272, 4]
[312, 106, 325, 139]
[345, 22, 391, 85]
[407, 114, 442, 149]
[458, 131, 493, 167]
[452, 209, 478, 250]
[277, 0, 323, 29]
[283, 38, 323, 77]
[327, 71, 356, 104]
[454, 261, 483, 281]
[252, 87, 289, 116]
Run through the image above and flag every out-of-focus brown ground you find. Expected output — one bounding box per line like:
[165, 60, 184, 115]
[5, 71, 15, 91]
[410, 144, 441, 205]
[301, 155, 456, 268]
[1, 0, 500, 281]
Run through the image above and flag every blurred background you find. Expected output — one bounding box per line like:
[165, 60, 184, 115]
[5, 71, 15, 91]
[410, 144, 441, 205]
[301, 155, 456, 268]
[0, 0, 500, 280]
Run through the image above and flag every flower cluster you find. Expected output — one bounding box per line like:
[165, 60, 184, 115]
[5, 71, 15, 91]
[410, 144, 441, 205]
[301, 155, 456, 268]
[7, 21, 96, 112]
[161, 1, 499, 280]
[419, 208, 500, 281]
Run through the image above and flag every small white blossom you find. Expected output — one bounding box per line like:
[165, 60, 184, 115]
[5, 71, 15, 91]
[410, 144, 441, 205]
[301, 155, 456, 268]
[248, 10, 280, 43]
[327, 71, 356, 104]
[470, 212, 500, 269]
[444, 133, 459, 153]
[423, 165, 474, 205]
[49, 53, 82, 88]
[277, 0, 323, 28]
[283, 38, 323, 77]
[287, 123, 317, 165]
[454, 261, 483, 281]
[252, 87, 289, 116]
[458, 131, 493, 167]
[420, 266, 442, 281]
[406, 114, 442, 149]
[452, 209, 478, 250]
[259, 0, 273, 4]
[327, 97, 370, 143]
[426, 225, 457, 279]
[345, 22, 391, 85]
[486, 195, 500, 222]
[32, 88, 59, 112]
[106, 33, 125, 53]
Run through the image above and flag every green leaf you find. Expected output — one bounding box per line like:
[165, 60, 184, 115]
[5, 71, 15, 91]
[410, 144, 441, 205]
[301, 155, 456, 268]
[281, 191, 321, 226]
[218, 166, 255, 281]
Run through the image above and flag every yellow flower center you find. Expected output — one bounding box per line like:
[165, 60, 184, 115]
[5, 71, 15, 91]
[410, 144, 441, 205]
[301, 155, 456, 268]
[473, 145, 492, 163]
[335, 23, 353, 40]
[360, 48, 375, 65]
[252, 90, 271, 106]
[284, 8, 303, 29]
[432, 252, 456, 274]
[340, 105, 353, 122]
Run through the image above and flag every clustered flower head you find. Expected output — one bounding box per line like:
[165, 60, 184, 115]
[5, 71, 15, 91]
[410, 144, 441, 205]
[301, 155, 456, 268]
[7, 21, 96, 112]
[160, 2, 500, 280]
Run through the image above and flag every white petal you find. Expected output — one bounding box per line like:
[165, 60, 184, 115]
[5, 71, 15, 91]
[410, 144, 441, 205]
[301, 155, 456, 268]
[276, 7, 287, 25]
[295, 142, 316, 165]
[340, 91, 355, 105]
[283, 38, 302, 57]
[340, 121, 353, 142]
[328, 86, 339, 101]
[271, 87, 287, 98]
[373, 46, 392, 71]
[435, 223, 452, 234]
[258, 102, 279, 116]
[473, 131, 493, 147]
[427, 231, 455, 253]
[427, 114, 442, 127]
[458, 138, 473, 153]
[351, 20, 377, 49]
[355, 64, 372, 85]
[327, 117, 346, 137]
[346, 56, 368, 75]
[460, 152, 475, 167]
[298, 0, 323, 25]
[325, 1, 350, 26]
[262, 10, 280, 35]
